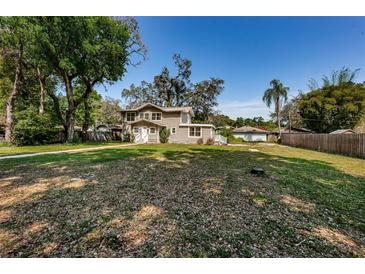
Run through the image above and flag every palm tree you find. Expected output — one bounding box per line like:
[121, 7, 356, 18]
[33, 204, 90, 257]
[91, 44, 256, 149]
[263, 79, 289, 138]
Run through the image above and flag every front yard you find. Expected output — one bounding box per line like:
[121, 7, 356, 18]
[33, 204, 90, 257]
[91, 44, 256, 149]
[0, 143, 364, 257]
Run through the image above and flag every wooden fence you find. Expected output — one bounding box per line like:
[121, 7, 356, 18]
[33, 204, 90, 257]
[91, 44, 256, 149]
[281, 133, 365, 159]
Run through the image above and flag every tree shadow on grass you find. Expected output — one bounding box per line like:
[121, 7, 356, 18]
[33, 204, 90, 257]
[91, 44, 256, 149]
[0, 145, 364, 257]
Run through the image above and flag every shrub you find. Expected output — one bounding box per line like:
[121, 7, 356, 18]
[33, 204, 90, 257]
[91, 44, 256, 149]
[159, 128, 170, 143]
[196, 137, 204, 145]
[13, 107, 60, 146]
[206, 137, 214, 145]
[228, 136, 245, 144]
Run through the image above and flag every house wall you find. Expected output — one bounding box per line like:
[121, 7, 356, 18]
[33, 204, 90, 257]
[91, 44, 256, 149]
[233, 132, 267, 142]
[170, 126, 214, 144]
[123, 106, 214, 144]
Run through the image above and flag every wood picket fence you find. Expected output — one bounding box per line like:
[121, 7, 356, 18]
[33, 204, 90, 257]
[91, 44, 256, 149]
[281, 133, 365, 159]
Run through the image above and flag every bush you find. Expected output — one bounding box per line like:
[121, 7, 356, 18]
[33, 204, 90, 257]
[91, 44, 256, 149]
[206, 137, 214, 145]
[196, 137, 204, 145]
[13, 107, 60, 146]
[159, 128, 170, 143]
[228, 136, 245, 144]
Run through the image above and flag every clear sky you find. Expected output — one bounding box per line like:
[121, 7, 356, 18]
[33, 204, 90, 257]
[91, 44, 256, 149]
[96, 17, 365, 119]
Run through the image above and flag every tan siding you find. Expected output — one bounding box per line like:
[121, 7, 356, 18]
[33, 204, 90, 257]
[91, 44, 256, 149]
[123, 106, 214, 144]
[169, 126, 214, 144]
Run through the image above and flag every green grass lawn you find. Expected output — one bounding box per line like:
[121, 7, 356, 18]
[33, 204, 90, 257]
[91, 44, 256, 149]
[0, 143, 364, 257]
[0, 141, 126, 156]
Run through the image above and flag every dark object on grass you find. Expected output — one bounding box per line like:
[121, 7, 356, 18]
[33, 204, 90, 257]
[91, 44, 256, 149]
[250, 167, 265, 176]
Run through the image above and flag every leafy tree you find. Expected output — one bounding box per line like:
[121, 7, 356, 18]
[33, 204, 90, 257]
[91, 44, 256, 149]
[271, 93, 304, 129]
[95, 96, 122, 126]
[262, 79, 289, 137]
[13, 106, 59, 145]
[207, 111, 234, 127]
[298, 82, 365, 133]
[31, 17, 130, 142]
[308, 67, 360, 90]
[122, 54, 224, 121]
[0, 17, 40, 141]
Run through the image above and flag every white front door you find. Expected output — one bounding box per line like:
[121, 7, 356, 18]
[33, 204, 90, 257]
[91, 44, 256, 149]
[141, 127, 148, 143]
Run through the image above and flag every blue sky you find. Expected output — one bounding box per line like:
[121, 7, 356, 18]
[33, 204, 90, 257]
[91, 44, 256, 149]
[96, 17, 365, 119]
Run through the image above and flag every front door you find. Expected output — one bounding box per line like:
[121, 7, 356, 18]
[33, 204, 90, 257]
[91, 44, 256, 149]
[141, 127, 148, 143]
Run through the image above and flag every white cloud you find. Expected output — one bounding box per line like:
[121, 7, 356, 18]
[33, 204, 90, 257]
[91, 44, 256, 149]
[216, 100, 273, 119]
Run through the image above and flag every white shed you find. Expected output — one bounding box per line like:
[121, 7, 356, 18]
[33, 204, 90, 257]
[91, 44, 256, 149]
[232, 126, 268, 142]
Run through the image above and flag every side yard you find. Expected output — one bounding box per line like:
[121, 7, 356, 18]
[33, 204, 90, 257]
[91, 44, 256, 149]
[0, 143, 364, 257]
[0, 141, 127, 156]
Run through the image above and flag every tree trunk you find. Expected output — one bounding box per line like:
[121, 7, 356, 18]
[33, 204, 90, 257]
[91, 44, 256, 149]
[63, 73, 75, 142]
[82, 83, 92, 141]
[276, 97, 281, 139]
[5, 47, 23, 142]
[36, 67, 45, 114]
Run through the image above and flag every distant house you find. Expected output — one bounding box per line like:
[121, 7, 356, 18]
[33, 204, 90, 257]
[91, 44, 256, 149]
[271, 127, 314, 135]
[329, 129, 356, 134]
[232, 126, 268, 142]
[121, 103, 216, 144]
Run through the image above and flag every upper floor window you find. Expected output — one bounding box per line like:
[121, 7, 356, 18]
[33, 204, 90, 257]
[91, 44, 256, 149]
[139, 113, 144, 119]
[181, 112, 189, 123]
[126, 112, 135, 122]
[144, 113, 149, 120]
[152, 113, 161, 121]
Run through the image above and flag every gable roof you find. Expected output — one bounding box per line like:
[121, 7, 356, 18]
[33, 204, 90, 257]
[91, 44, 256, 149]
[232, 126, 269, 134]
[329, 129, 356, 134]
[121, 103, 194, 116]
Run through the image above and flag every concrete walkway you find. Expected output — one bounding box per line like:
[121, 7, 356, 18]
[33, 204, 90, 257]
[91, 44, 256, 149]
[0, 143, 136, 160]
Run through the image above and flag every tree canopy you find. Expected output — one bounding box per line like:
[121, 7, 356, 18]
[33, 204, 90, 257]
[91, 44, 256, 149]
[0, 16, 145, 144]
[122, 54, 224, 122]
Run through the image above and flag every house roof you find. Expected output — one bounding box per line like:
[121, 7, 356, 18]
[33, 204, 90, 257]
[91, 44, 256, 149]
[179, 123, 215, 128]
[232, 126, 269, 134]
[271, 127, 314, 134]
[329, 129, 356, 134]
[121, 103, 194, 116]
[129, 119, 164, 127]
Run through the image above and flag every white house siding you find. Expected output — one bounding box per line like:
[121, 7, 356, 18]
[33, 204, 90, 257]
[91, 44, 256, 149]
[232, 132, 267, 142]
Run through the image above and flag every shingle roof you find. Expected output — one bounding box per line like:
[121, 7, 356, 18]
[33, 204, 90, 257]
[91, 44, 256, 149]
[329, 129, 356, 134]
[232, 126, 268, 133]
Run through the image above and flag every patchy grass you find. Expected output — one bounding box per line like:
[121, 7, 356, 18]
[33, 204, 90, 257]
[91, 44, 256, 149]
[0, 143, 364, 257]
[0, 141, 126, 156]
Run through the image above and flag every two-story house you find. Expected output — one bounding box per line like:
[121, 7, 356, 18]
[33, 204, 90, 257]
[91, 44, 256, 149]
[121, 103, 216, 144]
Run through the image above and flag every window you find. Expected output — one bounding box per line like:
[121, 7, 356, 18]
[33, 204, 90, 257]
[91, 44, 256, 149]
[144, 113, 149, 120]
[152, 113, 161, 121]
[133, 127, 139, 134]
[181, 112, 189, 123]
[189, 127, 201, 137]
[139, 113, 144, 119]
[126, 112, 135, 122]
[149, 127, 156, 134]
[171, 127, 176, 134]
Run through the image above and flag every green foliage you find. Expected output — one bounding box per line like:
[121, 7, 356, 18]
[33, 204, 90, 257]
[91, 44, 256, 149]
[122, 54, 224, 121]
[95, 96, 122, 126]
[233, 116, 276, 131]
[159, 128, 170, 143]
[298, 82, 365, 133]
[13, 107, 60, 145]
[228, 136, 245, 144]
[207, 112, 234, 127]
